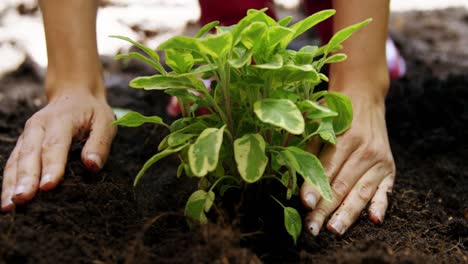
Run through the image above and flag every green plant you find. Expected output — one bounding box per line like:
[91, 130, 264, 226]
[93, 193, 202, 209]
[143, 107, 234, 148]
[111, 9, 370, 243]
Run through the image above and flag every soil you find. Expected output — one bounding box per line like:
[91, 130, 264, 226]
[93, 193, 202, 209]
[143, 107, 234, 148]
[1, 8, 467, 264]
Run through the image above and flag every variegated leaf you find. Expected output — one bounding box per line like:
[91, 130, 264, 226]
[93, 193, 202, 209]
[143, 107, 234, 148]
[254, 99, 304, 135]
[234, 133, 268, 183]
[188, 125, 226, 177]
[184, 190, 215, 224]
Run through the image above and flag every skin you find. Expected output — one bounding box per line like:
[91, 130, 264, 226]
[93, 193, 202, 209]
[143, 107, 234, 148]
[301, 0, 395, 236]
[1, 0, 395, 238]
[1, 0, 116, 211]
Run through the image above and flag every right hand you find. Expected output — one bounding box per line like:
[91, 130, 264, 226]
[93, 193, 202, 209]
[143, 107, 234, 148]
[1, 88, 117, 212]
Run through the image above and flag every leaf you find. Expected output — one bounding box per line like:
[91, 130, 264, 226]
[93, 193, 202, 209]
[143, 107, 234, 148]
[278, 16, 293, 27]
[240, 22, 268, 50]
[184, 190, 215, 224]
[165, 49, 194, 73]
[234, 133, 268, 183]
[112, 111, 168, 128]
[254, 99, 305, 135]
[114, 52, 162, 71]
[324, 92, 353, 134]
[281, 9, 336, 48]
[253, 54, 283, 69]
[282, 147, 332, 201]
[195, 21, 219, 38]
[198, 32, 233, 59]
[316, 118, 337, 145]
[325, 18, 372, 54]
[228, 47, 252, 68]
[130, 75, 205, 91]
[324, 53, 347, 64]
[272, 64, 319, 83]
[284, 207, 302, 244]
[159, 35, 201, 54]
[232, 8, 268, 44]
[256, 26, 294, 56]
[188, 125, 226, 177]
[318, 73, 329, 82]
[110, 35, 160, 62]
[134, 144, 189, 186]
[298, 100, 338, 119]
[168, 133, 197, 147]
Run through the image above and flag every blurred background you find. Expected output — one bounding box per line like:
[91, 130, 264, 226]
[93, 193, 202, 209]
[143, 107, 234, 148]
[0, 0, 467, 111]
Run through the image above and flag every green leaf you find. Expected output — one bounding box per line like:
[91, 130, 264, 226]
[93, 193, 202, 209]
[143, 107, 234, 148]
[232, 8, 268, 44]
[278, 16, 293, 27]
[282, 147, 332, 201]
[316, 118, 337, 145]
[318, 73, 329, 82]
[254, 99, 305, 135]
[228, 47, 252, 68]
[256, 26, 294, 56]
[165, 49, 194, 73]
[114, 52, 162, 71]
[188, 125, 226, 177]
[325, 18, 372, 54]
[272, 64, 319, 83]
[253, 54, 283, 69]
[240, 22, 268, 49]
[130, 75, 205, 91]
[284, 207, 302, 244]
[112, 111, 168, 128]
[195, 21, 220, 38]
[281, 9, 336, 48]
[168, 133, 197, 147]
[298, 100, 338, 119]
[110, 35, 160, 62]
[159, 35, 200, 54]
[324, 53, 347, 64]
[234, 133, 268, 183]
[184, 190, 215, 224]
[198, 32, 233, 59]
[324, 92, 353, 134]
[134, 144, 189, 186]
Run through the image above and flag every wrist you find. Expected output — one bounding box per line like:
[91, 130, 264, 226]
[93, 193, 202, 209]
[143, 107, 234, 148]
[44, 71, 106, 101]
[328, 62, 389, 105]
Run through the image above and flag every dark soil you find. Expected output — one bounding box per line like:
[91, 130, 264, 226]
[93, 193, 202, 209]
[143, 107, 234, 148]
[1, 8, 467, 264]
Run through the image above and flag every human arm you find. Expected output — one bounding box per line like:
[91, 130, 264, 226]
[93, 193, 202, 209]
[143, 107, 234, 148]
[301, 0, 396, 235]
[1, 0, 116, 211]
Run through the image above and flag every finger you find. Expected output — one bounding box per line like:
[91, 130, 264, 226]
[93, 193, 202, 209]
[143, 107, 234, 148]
[305, 154, 372, 236]
[368, 174, 395, 224]
[301, 142, 355, 209]
[1, 139, 22, 212]
[81, 112, 117, 173]
[326, 165, 387, 235]
[39, 120, 73, 191]
[13, 119, 45, 204]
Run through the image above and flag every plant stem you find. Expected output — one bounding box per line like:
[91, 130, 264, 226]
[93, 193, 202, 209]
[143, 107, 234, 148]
[218, 59, 234, 135]
[270, 195, 285, 208]
[209, 175, 241, 192]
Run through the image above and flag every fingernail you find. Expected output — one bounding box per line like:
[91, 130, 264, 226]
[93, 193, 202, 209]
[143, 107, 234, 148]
[328, 218, 344, 235]
[308, 221, 320, 236]
[87, 153, 103, 169]
[372, 211, 383, 224]
[40, 174, 53, 188]
[14, 184, 26, 196]
[305, 193, 317, 209]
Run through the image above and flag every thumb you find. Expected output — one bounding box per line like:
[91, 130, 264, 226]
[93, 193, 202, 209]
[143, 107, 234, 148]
[81, 112, 117, 173]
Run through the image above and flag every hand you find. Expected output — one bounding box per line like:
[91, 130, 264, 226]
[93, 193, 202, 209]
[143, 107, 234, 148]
[301, 94, 395, 236]
[1, 89, 117, 212]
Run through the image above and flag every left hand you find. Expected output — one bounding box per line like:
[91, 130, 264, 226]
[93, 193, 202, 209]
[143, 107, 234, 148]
[301, 93, 396, 236]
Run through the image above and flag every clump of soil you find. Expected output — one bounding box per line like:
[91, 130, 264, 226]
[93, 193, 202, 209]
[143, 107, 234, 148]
[1, 8, 467, 264]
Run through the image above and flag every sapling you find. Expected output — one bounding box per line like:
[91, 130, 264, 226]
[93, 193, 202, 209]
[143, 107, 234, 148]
[111, 9, 371, 243]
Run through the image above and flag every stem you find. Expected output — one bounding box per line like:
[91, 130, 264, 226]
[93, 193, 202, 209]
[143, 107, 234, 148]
[297, 131, 318, 146]
[218, 59, 234, 135]
[270, 195, 285, 208]
[209, 175, 240, 192]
